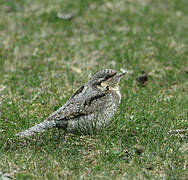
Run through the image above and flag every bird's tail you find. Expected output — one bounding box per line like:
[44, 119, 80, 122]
[15, 120, 56, 137]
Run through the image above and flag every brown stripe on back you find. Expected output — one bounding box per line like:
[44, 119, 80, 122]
[84, 93, 106, 106]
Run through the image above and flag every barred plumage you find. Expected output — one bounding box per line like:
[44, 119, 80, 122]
[16, 69, 126, 136]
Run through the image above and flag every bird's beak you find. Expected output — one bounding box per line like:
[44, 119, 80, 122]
[119, 71, 127, 77]
[115, 71, 127, 79]
[109, 71, 127, 87]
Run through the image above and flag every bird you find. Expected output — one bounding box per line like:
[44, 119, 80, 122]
[16, 69, 126, 136]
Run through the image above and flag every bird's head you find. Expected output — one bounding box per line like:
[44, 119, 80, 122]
[88, 69, 126, 92]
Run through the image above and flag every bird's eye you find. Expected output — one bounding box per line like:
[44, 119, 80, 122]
[106, 86, 109, 91]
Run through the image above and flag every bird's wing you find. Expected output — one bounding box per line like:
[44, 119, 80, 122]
[46, 92, 108, 122]
[69, 85, 85, 100]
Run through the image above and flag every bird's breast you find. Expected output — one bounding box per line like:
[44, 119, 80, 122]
[66, 92, 120, 134]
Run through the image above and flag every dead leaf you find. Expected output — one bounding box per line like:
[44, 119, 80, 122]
[136, 71, 148, 87]
[57, 11, 77, 20]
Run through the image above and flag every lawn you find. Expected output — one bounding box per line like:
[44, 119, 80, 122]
[0, 0, 188, 179]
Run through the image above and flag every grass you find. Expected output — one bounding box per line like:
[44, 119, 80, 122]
[0, 0, 188, 179]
